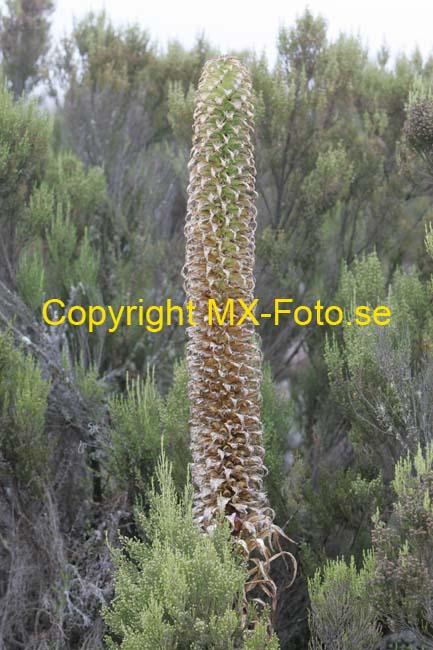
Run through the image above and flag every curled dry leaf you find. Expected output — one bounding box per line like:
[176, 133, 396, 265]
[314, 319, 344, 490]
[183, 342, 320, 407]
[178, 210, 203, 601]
[183, 55, 297, 623]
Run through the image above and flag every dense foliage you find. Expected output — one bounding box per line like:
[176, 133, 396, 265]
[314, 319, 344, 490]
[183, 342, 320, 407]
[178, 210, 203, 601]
[104, 454, 279, 649]
[0, 5, 433, 649]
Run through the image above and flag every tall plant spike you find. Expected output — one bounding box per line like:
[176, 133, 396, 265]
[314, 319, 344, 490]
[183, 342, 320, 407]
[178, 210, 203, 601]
[183, 56, 296, 609]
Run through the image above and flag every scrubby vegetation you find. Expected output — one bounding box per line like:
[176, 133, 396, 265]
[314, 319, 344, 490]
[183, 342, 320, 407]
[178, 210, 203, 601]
[103, 454, 279, 650]
[0, 2, 433, 648]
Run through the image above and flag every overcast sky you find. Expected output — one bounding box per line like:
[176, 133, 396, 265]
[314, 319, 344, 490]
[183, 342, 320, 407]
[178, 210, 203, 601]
[52, 0, 433, 65]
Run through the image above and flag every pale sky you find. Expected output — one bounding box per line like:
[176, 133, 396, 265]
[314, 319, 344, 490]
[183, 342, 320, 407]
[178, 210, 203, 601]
[52, 0, 433, 65]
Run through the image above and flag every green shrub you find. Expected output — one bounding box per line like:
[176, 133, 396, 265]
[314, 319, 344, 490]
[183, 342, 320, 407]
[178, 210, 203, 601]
[159, 359, 191, 492]
[107, 369, 162, 499]
[46, 202, 78, 296]
[403, 79, 433, 167]
[29, 152, 105, 300]
[103, 453, 279, 649]
[74, 359, 105, 405]
[16, 239, 45, 311]
[336, 251, 386, 310]
[45, 151, 107, 227]
[0, 84, 50, 275]
[74, 226, 100, 300]
[19, 181, 55, 240]
[0, 331, 51, 484]
[106, 358, 292, 510]
[0, 86, 49, 216]
[370, 443, 433, 644]
[326, 252, 433, 474]
[301, 467, 384, 571]
[308, 553, 382, 649]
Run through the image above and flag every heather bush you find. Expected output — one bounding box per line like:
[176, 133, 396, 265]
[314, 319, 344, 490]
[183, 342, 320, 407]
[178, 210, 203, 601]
[307, 443, 433, 649]
[103, 454, 279, 649]
[404, 79, 433, 169]
[370, 443, 433, 646]
[326, 252, 433, 476]
[0, 330, 51, 484]
[106, 358, 292, 515]
[0, 83, 50, 278]
[308, 552, 381, 650]
[15, 239, 45, 311]
[159, 359, 191, 492]
[107, 370, 163, 500]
